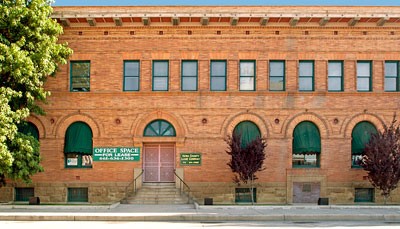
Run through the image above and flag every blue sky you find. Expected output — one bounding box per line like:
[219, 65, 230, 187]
[52, 0, 400, 6]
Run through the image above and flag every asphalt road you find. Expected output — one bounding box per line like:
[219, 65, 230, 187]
[2, 221, 400, 229]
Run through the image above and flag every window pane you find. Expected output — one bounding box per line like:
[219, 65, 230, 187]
[182, 62, 197, 76]
[211, 61, 226, 76]
[82, 155, 93, 167]
[154, 62, 168, 76]
[357, 77, 370, 91]
[385, 62, 398, 77]
[357, 62, 370, 77]
[299, 62, 313, 76]
[328, 62, 342, 76]
[153, 77, 168, 90]
[385, 78, 397, 91]
[182, 77, 197, 91]
[328, 77, 342, 91]
[240, 62, 255, 76]
[270, 62, 284, 76]
[124, 77, 139, 91]
[66, 154, 78, 166]
[299, 77, 313, 91]
[125, 62, 139, 77]
[71, 62, 90, 77]
[211, 77, 226, 91]
[270, 77, 284, 91]
[292, 153, 318, 167]
[240, 77, 254, 90]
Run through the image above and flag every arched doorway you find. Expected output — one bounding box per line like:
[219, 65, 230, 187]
[143, 120, 176, 182]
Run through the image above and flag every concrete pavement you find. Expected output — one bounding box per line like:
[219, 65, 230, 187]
[1, 203, 400, 222]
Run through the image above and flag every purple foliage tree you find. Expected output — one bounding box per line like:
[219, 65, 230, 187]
[226, 133, 267, 204]
[359, 116, 400, 204]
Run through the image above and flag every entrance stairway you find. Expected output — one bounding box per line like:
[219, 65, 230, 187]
[123, 183, 190, 205]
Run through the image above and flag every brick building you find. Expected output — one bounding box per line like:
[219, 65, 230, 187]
[1, 6, 400, 204]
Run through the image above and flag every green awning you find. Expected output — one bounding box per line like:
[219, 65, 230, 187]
[64, 122, 93, 154]
[18, 122, 39, 140]
[352, 121, 377, 155]
[293, 121, 321, 154]
[233, 121, 261, 148]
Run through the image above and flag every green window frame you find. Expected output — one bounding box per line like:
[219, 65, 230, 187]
[64, 122, 93, 168]
[210, 60, 227, 91]
[123, 60, 140, 91]
[292, 121, 321, 168]
[15, 188, 34, 202]
[357, 61, 372, 92]
[235, 188, 257, 203]
[239, 60, 256, 91]
[269, 60, 285, 91]
[351, 121, 377, 168]
[70, 61, 90, 92]
[385, 61, 400, 92]
[328, 61, 344, 92]
[152, 60, 169, 91]
[233, 121, 261, 149]
[68, 187, 88, 202]
[144, 119, 176, 137]
[354, 188, 374, 203]
[299, 60, 314, 91]
[181, 60, 198, 91]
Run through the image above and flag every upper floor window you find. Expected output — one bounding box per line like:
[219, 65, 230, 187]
[357, 61, 372, 92]
[328, 61, 343, 92]
[298, 61, 314, 91]
[181, 60, 198, 91]
[385, 61, 400, 92]
[124, 61, 140, 91]
[70, 61, 90, 92]
[239, 60, 255, 91]
[153, 60, 169, 91]
[269, 60, 285, 91]
[210, 60, 227, 91]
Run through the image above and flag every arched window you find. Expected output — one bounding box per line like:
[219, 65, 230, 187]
[64, 122, 93, 168]
[233, 121, 261, 148]
[144, 119, 176, 137]
[351, 121, 377, 168]
[18, 122, 39, 140]
[292, 121, 321, 168]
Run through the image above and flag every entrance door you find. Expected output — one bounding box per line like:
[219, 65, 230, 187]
[143, 144, 175, 182]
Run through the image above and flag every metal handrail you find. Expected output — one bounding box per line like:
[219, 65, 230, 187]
[174, 169, 192, 204]
[124, 169, 144, 201]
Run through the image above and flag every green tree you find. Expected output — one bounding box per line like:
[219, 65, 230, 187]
[0, 0, 72, 186]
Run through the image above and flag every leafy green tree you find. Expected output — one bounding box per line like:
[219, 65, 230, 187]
[359, 116, 400, 204]
[0, 0, 72, 186]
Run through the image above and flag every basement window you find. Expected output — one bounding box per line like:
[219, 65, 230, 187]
[68, 188, 88, 202]
[235, 188, 256, 203]
[15, 188, 34, 202]
[354, 188, 374, 202]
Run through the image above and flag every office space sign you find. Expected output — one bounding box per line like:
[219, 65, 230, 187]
[93, 147, 140, 161]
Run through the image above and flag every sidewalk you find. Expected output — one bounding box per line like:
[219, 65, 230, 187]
[1, 203, 400, 222]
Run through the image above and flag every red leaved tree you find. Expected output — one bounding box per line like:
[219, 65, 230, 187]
[358, 116, 400, 204]
[226, 133, 267, 204]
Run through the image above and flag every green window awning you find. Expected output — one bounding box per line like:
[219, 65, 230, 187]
[18, 122, 39, 140]
[144, 119, 176, 137]
[352, 121, 377, 155]
[293, 121, 321, 154]
[64, 122, 93, 154]
[233, 121, 261, 148]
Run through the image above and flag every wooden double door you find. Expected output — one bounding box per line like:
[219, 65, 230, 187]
[143, 144, 175, 182]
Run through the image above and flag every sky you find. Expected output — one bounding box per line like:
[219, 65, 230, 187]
[52, 0, 400, 6]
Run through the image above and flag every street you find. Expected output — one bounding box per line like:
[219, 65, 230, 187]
[2, 221, 400, 229]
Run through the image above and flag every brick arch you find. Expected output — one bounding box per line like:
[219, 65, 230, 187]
[132, 111, 186, 138]
[26, 115, 46, 139]
[56, 113, 101, 138]
[284, 112, 330, 139]
[223, 112, 270, 138]
[343, 113, 385, 138]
